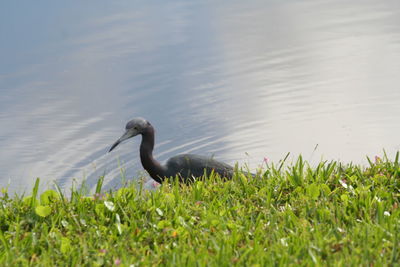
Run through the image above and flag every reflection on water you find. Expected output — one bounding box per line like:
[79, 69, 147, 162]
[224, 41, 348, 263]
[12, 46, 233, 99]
[1, 0, 400, 193]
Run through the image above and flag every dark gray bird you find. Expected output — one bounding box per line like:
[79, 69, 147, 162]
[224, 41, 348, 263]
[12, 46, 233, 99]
[108, 117, 234, 183]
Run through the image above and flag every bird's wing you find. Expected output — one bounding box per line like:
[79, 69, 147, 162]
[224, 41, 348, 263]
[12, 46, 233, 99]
[165, 154, 233, 180]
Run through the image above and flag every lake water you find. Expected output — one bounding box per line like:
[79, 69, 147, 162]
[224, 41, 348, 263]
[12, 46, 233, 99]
[1, 0, 400, 193]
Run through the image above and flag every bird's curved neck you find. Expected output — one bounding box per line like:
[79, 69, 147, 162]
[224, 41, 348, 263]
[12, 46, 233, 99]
[140, 125, 165, 183]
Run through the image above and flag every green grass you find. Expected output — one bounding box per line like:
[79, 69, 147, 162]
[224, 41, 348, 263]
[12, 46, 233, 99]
[1, 153, 400, 266]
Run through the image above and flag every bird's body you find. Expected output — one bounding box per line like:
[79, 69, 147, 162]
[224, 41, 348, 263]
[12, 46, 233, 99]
[109, 117, 234, 183]
[164, 154, 233, 182]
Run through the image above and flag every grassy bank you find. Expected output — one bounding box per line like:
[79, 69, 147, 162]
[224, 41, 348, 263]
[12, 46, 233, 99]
[1, 153, 400, 266]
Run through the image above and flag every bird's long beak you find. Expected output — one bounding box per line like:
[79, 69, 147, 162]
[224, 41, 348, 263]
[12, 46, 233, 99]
[108, 139, 121, 152]
[108, 130, 134, 152]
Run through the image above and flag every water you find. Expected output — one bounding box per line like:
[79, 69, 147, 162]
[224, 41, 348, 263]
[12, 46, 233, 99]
[1, 0, 400, 193]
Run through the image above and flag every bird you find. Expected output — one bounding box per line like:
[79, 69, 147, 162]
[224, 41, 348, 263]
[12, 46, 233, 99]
[108, 117, 234, 183]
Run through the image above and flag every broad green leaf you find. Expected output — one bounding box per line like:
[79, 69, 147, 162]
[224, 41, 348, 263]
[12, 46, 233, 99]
[307, 183, 320, 200]
[40, 190, 60, 205]
[61, 237, 71, 254]
[35, 205, 52, 217]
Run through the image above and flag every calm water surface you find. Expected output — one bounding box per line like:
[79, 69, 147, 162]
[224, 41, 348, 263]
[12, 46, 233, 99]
[1, 0, 400, 193]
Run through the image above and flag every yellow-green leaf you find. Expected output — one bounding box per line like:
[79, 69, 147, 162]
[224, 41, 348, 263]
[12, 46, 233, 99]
[40, 190, 59, 205]
[307, 184, 320, 200]
[61, 237, 71, 254]
[35, 205, 52, 217]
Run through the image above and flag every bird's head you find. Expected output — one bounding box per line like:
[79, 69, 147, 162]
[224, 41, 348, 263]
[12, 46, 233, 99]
[108, 117, 150, 152]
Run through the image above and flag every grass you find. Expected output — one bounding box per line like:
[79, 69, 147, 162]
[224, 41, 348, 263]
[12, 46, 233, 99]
[1, 153, 400, 266]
